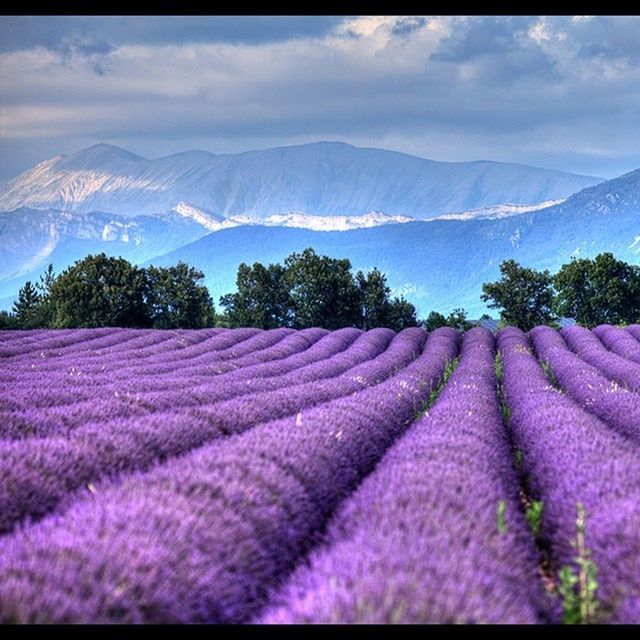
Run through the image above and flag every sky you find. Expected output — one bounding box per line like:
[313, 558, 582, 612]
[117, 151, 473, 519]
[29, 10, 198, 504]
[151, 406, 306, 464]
[1, 15, 640, 183]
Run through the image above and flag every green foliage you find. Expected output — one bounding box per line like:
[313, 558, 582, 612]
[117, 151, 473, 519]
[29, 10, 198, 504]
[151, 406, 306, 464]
[497, 500, 507, 534]
[495, 352, 511, 423]
[418, 356, 460, 416]
[0, 310, 20, 329]
[355, 267, 391, 330]
[512, 448, 524, 472]
[284, 248, 360, 329]
[12, 281, 43, 329]
[423, 308, 473, 331]
[553, 253, 640, 328]
[540, 360, 560, 388]
[558, 502, 602, 624]
[356, 267, 419, 331]
[49, 254, 151, 328]
[219, 261, 292, 329]
[423, 311, 448, 331]
[145, 262, 215, 329]
[219, 248, 418, 331]
[481, 259, 556, 331]
[525, 500, 544, 538]
[382, 295, 419, 332]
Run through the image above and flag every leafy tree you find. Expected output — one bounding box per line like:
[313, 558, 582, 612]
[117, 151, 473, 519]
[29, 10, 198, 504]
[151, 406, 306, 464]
[284, 248, 360, 329]
[553, 253, 640, 327]
[446, 308, 473, 331]
[354, 268, 417, 330]
[423, 311, 448, 331]
[49, 253, 151, 328]
[355, 268, 392, 330]
[423, 308, 472, 331]
[145, 262, 215, 329]
[386, 295, 419, 331]
[34, 263, 56, 327]
[219, 262, 292, 329]
[12, 281, 43, 329]
[0, 310, 19, 329]
[481, 259, 556, 330]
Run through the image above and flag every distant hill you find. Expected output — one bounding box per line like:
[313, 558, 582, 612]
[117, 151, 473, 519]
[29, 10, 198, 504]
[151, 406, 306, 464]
[0, 141, 601, 218]
[146, 169, 640, 318]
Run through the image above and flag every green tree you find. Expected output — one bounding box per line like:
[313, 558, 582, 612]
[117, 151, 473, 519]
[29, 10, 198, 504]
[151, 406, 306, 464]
[284, 248, 360, 329]
[219, 261, 292, 329]
[553, 253, 640, 327]
[34, 263, 56, 327]
[49, 253, 151, 328]
[145, 262, 215, 329]
[0, 310, 20, 329]
[424, 311, 448, 331]
[445, 308, 473, 331]
[12, 281, 43, 329]
[481, 259, 556, 330]
[355, 268, 391, 330]
[386, 295, 419, 331]
[423, 308, 472, 331]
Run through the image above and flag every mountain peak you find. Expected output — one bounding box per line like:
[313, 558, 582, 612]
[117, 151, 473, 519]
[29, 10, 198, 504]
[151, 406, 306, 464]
[62, 143, 147, 168]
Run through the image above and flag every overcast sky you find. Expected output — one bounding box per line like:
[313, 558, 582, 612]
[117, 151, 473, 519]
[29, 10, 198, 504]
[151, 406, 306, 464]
[1, 15, 639, 183]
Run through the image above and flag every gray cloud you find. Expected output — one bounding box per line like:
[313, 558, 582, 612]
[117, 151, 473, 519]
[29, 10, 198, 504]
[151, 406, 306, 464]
[0, 16, 344, 53]
[0, 16, 639, 183]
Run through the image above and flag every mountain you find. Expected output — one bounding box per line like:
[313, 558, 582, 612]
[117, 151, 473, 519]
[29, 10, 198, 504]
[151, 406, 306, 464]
[426, 200, 564, 221]
[0, 142, 602, 218]
[145, 169, 640, 318]
[0, 207, 209, 300]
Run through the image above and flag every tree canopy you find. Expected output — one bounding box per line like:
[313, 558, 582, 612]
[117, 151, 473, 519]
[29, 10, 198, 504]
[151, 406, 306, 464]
[49, 254, 151, 328]
[219, 248, 418, 331]
[481, 259, 556, 331]
[146, 262, 215, 329]
[553, 253, 640, 327]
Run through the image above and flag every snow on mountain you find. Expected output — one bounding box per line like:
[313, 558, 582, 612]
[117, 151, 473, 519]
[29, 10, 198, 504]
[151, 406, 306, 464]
[171, 202, 230, 231]
[147, 168, 640, 319]
[427, 200, 564, 221]
[227, 211, 415, 231]
[0, 142, 602, 219]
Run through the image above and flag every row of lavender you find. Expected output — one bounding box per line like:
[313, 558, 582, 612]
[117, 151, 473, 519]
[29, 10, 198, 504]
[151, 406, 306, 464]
[0, 324, 639, 622]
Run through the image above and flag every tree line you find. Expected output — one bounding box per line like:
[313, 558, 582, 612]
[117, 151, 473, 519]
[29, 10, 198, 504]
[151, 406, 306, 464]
[0, 249, 417, 331]
[1, 250, 638, 331]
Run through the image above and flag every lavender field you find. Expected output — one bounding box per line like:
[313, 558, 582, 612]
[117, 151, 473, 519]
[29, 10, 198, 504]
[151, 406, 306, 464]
[1, 324, 639, 624]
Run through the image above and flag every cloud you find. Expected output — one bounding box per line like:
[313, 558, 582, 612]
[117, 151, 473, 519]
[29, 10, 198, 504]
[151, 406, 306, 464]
[0, 16, 639, 181]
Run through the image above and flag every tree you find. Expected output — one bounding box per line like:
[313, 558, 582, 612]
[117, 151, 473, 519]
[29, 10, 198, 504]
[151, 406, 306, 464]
[0, 310, 19, 329]
[423, 308, 472, 331]
[284, 248, 360, 329]
[386, 295, 419, 331]
[481, 259, 556, 330]
[424, 311, 448, 331]
[553, 253, 640, 327]
[445, 308, 474, 331]
[34, 263, 56, 327]
[49, 253, 151, 328]
[145, 262, 215, 329]
[355, 268, 391, 330]
[12, 281, 42, 329]
[219, 262, 292, 329]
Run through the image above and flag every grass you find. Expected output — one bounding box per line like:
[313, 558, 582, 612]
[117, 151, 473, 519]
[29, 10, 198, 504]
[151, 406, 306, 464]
[540, 360, 560, 389]
[525, 500, 544, 538]
[413, 356, 459, 419]
[496, 500, 507, 534]
[558, 502, 603, 624]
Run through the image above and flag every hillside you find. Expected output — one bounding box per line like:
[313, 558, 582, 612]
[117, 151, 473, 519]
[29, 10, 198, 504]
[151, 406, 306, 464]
[0, 142, 601, 218]
[148, 168, 640, 318]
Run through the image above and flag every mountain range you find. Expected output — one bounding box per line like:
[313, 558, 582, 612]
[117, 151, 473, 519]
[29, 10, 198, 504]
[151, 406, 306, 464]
[0, 142, 599, 218]
[1, 141, 638, 318]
